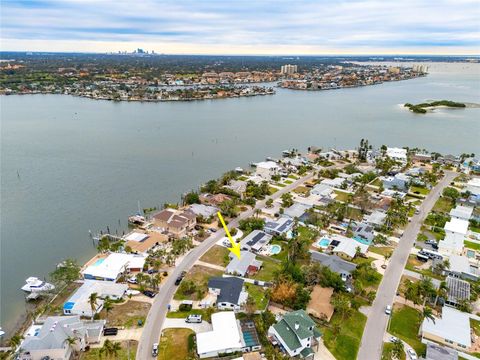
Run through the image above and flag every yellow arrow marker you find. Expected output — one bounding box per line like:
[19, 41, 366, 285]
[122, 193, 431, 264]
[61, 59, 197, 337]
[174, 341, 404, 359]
[217, 211, 241, 259]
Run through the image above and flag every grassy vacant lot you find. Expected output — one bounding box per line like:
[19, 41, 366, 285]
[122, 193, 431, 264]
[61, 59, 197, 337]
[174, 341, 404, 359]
[381, 342, 406, 360]
[99, 299, 150, 328]
[80, 341, 137, 360]
[252, 257, 281, 282]
[174, 265, 223, 301]
[288, 174, 300, 180]
[465, 240, 480, 251]
[322, 310, 367, 360]
[158, 328, 195, 360]
[293, 185, 310, 195]
[369, 246, 394, 257]
[432, 197, 454, 214]
[245, 283, 269, 310]
[268, 186, 278, 195]
[199, 245, 229, 266]
[284, 179, 294, 184]
[346, 206, 363, 221]
[389, 304, 426, 356]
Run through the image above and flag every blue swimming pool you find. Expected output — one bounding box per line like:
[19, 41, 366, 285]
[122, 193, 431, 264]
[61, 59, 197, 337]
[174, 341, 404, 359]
[353, 236, 372, 246]
[92, 258, 105, 266]
[270, 245, 282, 255]
[317, 238, 331, 248]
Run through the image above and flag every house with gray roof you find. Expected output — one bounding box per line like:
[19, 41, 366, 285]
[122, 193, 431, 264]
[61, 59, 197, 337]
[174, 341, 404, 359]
[208, 277, 248, 311]
[19, 316, 105, 360]
[268, 310, 321, 359]
[310, 251, 357, 279]
[264, 217, 294, 236]
[240, 230, 272, 253]
[226, 251, 263, 277]
[284, 203, 312, 219]
[445, 276, 471, 308]
[351, 222, 375, 243]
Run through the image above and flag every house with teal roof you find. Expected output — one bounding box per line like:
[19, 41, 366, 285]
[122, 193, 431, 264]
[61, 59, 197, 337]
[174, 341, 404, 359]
[267, 309, 321, 359]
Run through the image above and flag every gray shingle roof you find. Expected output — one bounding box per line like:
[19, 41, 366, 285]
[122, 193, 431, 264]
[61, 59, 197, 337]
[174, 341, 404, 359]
[208, 277, 244, 305]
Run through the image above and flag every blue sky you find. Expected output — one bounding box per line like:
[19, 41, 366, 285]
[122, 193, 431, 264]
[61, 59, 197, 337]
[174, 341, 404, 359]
[1, 0, 479, 54]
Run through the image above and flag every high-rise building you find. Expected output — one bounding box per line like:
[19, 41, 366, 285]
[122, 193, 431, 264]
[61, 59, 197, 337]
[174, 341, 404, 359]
[281, 64, 298, 75]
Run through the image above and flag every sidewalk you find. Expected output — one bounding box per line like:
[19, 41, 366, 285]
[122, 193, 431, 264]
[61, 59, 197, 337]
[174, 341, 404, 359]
[195, 260, 226, 271]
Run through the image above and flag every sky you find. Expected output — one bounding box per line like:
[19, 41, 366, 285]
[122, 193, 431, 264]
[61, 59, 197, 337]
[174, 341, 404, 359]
[1, 0, 479, 55]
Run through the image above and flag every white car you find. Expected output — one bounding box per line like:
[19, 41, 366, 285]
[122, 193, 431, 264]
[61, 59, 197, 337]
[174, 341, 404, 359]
[389, 336, 399, 343]
[127, 276, 138, 284]
[152, 343, 159, 357]
[407, 348, 417, 360]
[126, 289, 140, 296]
[341, 273, 348, 282]
[385, 305, 392, 315]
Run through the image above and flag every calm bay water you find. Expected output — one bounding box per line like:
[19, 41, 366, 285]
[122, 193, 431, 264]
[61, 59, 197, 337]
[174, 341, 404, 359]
[1, 62, 479, 335]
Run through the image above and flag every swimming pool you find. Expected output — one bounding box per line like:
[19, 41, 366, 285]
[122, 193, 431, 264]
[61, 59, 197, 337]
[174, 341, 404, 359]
[353, 236, 372, 246]
[92, 258, 105, 266]
[270, 245, 281, 255]
[317, 238, 331, 248]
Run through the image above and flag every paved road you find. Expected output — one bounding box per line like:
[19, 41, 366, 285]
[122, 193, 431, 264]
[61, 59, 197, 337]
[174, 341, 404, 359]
[163, 318, 212, 333]
[136, 172, 315, 359]
[357, 171, 456, 360]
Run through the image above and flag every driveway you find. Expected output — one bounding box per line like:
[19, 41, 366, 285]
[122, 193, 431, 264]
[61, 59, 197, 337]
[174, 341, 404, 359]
[162, 318, 212, 333]
[92, 328, 143, 348]
[357, 171, 456, 360]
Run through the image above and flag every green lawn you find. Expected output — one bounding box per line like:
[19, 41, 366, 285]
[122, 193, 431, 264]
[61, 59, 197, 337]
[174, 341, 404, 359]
[80, 342, 137, 360]
[238, 175, 248, 181]
[245, 283, 269, 310]
[389, 305, 426, 356]
[270, 240, 288, 262]
[410, 186, 430, 196]
[322, 310, 367, 360]
[284, 179, 294, 184]
[173, 265, 222, 301]
[288, 174, 300, 179]
[370, 178, 382, 187]
[199, 245, 230, 266]
[382, 342, 406, 360]
[251, 257, 281, 281]
[465, 240, 480, 251]
[432, 197, 454, 214]
[158, 328, 195, 360]
[275, 182, 287, 187]
[471, 319, 480, 336]
[268, 186, 278, 195]
[369, 246, 394, 257]
[334, 190, 352, 202]
[346, 207, 363, 221]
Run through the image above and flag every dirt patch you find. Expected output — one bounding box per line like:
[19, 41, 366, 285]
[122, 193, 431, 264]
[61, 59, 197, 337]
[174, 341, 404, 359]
[307, 286, 334, 321]
[99, 299, 151, 328]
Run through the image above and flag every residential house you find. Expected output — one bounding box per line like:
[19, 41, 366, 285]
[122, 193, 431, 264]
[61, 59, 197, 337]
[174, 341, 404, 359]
[268, 310, 321, 359]
[447, 255, 479, 281]
[310, 183, 334, 197]
[188, 204, 218, 219]
[19, 316, 105, 360]
[255, 161, 280, 180]
[309, 252, 357, 279]
[438, 233, 464, 256]
[284, 203, 312, 219]
[196, 312, 244, 358]
[240, 230, 272, 252]
[364, 210, 387, 227]
[124, 231, 167, 254]
[200, 193, 232, 206]
[320, 177, 346, 189]
[224, 180, 247, 198]
[386, 147, 407, 163]
[445, 276, 470, 308]
[382, 173, 410, 191]
[449, 206, 473, 221]
[351, 222, 375, 243]
[331, 238, 369, 260]
[465, 178, 480, 196]
[152, 208, 196, 238]
[264, 217, 294, 236]
[444, 218, 469, 244]
[208, 277, 248, 311]
[226, 251, 263, 277]
[421, 306, 471, 351]
[82, 253, 146, 282]
[63, 280, 128, 318]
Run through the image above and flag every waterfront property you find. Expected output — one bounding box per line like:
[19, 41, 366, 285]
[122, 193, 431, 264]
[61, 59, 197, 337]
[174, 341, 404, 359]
[152, 208, 196, 238]
[63, 280, 128, 318]
[19, 316, 105, 360]
[268, 310, 321, 359]
[81, 253, 146, 281]
[255, 161, 281, 180]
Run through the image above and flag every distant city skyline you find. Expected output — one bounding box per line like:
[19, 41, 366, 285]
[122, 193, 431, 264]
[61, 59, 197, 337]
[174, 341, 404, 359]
[1, 0, 479, 55]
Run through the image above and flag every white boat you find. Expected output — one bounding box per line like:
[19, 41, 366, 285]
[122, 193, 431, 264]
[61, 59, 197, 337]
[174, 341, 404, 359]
[234, 167, 244, 173]
[0, 327, 5, 337]
[21, 277, 55, 293]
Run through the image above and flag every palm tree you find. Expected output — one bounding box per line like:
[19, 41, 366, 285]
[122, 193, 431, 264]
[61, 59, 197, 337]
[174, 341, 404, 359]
[254, 208, 261, 218]
[391, 339, 404, 359]
[110, 341, 121, 359]
[420, 306, 435, 324]
[384, 251, 392, 265]
[9, 334, 23, 350]
[89, 292, 99, 321]
[331, 294, 351, 322]
[434, 281, 448, 306]
[63, 335, 80, 356]
[103, 297, 113, 323]
[100, 339, 114, 359]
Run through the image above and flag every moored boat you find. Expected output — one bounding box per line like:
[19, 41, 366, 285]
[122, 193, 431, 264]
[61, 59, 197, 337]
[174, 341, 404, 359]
[21, 277, 55, 293]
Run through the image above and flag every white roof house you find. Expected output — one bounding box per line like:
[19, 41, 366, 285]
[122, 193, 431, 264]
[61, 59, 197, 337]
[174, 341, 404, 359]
[82, 253, 146, 281]
[364, 211, 387, 226]
[466, 178, 480, 196]
[386, 147, 408, 162]
[196, 312, 244, 358]
[189, 204, 218, 218]
[421, 306, 471, 350]
[321, 177, 345, 189]
[63, 280, 128, 317]
[255, 161, 280, 180]
[310, 183, 334, 197]
[449, 206, 473, 221]
[444, 218, 469, 236]
[331, 236, 369, 259]
[438, 233, 464, 256]
[124, 232, 149, 242]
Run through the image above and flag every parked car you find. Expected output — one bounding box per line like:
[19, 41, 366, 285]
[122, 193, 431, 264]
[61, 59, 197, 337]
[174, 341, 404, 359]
[185, 314, 202, 323]
[407, 348, 417, 360]
[389, 336, 399, 343]
[385, 305, 392, 315]
[175, 271, 187, 286]
[341, 273, 348, 282]
[147, 269, 159, 274]
[127, 276, 138, 284]
[143, 290, 157, 298]
[103, 327, 118, 336]
[152, 343, 159, 357]
[414, 209, 420, 215]
[126, 289, 140, 296]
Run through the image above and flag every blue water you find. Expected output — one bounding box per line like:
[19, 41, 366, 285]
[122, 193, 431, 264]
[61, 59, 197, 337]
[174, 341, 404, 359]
[270, 245, 281, 255]
[353, 236, 373, 246]
[92, 258, 105, 266]
[318, 238, 331, 247]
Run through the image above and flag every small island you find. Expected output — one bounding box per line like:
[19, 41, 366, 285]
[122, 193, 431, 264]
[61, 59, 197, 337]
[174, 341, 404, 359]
[404, 100, 466, 114]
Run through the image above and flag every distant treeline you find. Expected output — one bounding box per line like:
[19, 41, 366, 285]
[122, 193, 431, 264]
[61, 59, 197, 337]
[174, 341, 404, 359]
[404, 100, 466, 114]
